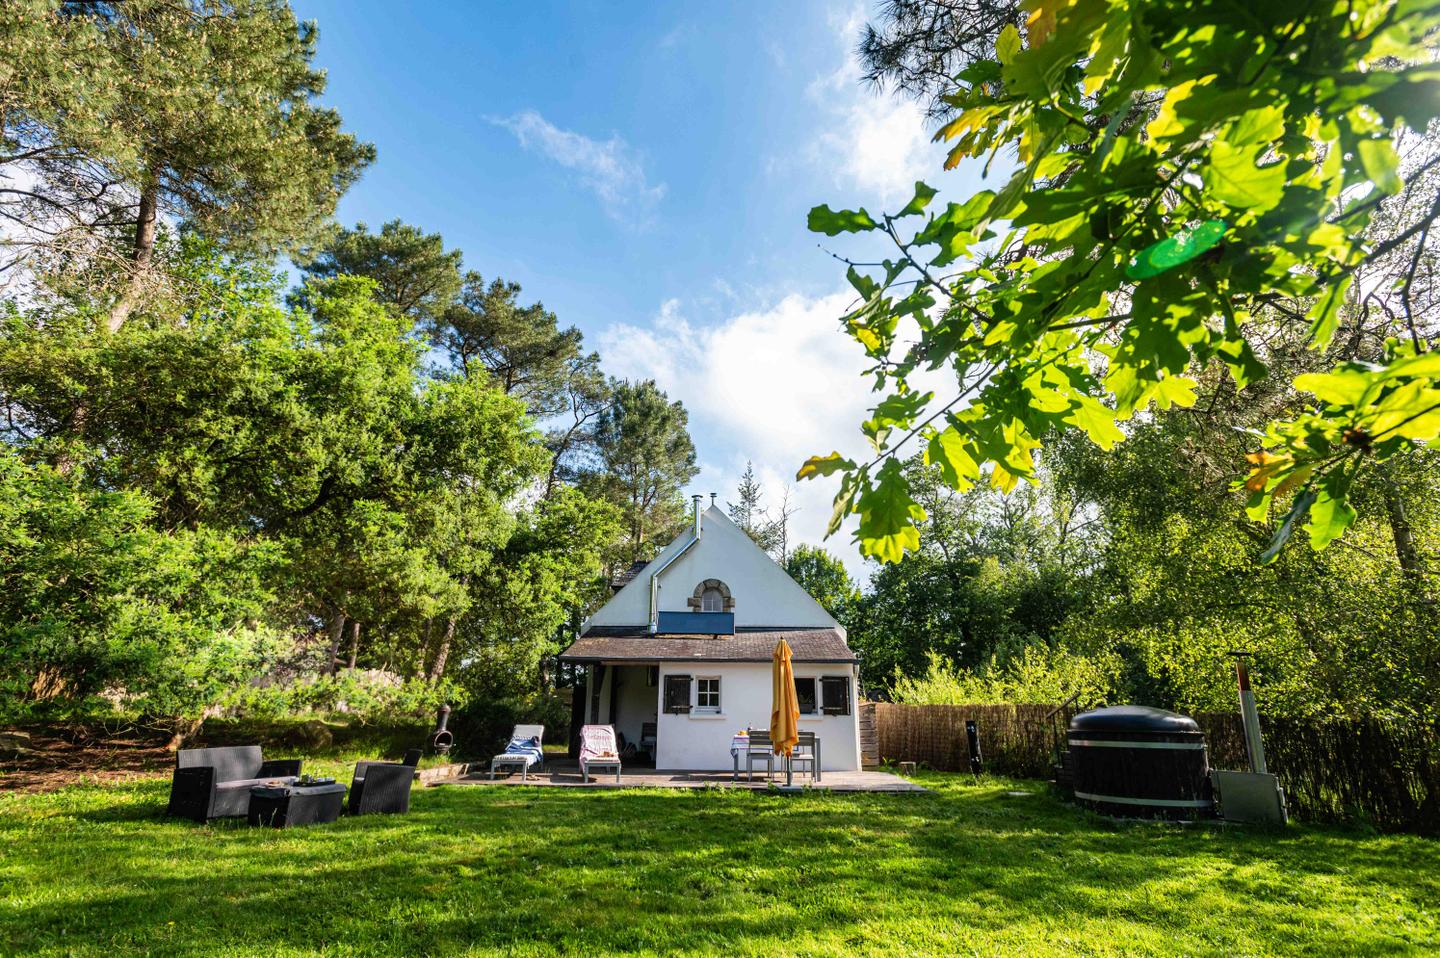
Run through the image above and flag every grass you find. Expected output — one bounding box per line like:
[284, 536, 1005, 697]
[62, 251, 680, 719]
[0, 764, 1436, 957]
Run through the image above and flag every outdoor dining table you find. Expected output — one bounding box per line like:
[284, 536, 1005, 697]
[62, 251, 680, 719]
[729, 733, 821, 783]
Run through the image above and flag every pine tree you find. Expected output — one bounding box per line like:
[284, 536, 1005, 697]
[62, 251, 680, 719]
[0, 0, 374, 327]
[586, 380, 698, 563]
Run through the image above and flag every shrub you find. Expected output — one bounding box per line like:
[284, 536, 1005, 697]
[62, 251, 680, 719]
[224, 672, 466, 724]
[892, 647, 1120, 706]
[449, 692, 570, 759]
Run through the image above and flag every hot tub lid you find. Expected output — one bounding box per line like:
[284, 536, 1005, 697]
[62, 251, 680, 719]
[1069, 705, 1199, 734]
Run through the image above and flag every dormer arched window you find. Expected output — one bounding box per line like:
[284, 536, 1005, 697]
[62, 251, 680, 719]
[688, 578, 734, 613]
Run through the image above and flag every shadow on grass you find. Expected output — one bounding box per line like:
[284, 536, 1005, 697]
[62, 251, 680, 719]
[0, 775, 1435, 956]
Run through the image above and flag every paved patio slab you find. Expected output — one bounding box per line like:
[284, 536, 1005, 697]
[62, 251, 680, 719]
[444, 760, 927, 793]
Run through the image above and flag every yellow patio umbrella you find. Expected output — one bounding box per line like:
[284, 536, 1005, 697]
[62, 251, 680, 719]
[770, 638, 800, 785]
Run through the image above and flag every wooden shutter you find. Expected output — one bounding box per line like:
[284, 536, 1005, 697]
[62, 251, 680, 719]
[821, 676, 851, 715]
[663, 674, 692, 714]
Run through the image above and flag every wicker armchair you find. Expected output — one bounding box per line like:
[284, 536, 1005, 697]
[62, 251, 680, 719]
[347, 750, 420, 816]
[166, 746, 301, 822]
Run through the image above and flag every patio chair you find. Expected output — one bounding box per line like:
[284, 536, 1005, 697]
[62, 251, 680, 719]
[490, 724, 545, 781]
[789, 730, 821, 783]
[639, 722, 657, 763]
[579, 724, 622, 783]
[744, 729, 775, 782]
[347, 749, 421, 816]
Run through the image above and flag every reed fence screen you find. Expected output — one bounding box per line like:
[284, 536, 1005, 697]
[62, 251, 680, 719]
[869, 702, 1439, 833]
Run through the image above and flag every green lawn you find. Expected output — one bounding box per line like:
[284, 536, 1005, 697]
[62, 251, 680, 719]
[1, 765, 1436, 957]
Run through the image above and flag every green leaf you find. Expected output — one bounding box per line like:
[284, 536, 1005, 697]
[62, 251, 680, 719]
[1308, 274, 1352, 349]
[824, 471, 861, 538]
[856, 459, 924, 563]
[796, 452, 856, 481]
[1357, 139, 1402, 195]
[924, 426, 979, 489]
[1153, 375, 1198, 410]
[1217, 336, 1268, 390]
[995, 24, 1022, 65]
[1294, 366, 1376, 406]
[1206, 141, 1287, 212]
[897, 182, 939, 218]
[1125, 220, 1227, 280]
[807, 205, 879, 236]
[1259, 488, 1316, 564]
[1306, 486, 1356, 551]
[1227, 106, 1285, 147]
[1384, 351, 1440, 379]
[1065, 396, 1126, 450]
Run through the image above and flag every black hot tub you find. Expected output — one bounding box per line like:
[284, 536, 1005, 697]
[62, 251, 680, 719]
[1068, 706, 1213, 819]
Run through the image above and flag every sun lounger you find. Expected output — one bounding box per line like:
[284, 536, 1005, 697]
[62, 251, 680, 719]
[490, 724, 545, 781]
[579, 725, 622, 783]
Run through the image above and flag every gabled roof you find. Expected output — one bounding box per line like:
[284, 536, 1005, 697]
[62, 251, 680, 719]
[559, 627, 856, 664]
[584, 504, 841, 632]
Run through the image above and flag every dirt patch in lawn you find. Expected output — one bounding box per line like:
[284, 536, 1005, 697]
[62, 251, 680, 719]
[0, 727, 172, 793]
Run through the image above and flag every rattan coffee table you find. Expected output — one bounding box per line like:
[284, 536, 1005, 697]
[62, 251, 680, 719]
[247, 781, 346, 827]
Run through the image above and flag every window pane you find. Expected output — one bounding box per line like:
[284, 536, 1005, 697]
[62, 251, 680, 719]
[794, 678, 817, 714]
[696, 677, 720, 710]
[701, 588, 723, 612]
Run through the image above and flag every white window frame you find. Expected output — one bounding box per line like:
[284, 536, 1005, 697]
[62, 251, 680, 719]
[700, 588, 724, 613]
[694, 676, 722, 713]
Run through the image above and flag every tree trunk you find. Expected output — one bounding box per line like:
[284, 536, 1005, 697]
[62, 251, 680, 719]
[1383, 480, 1426, 583]
[346, 619, 360, 670]
[166, 704, 222, 751]
[325, 613, 345, 676]
[416, 619, 433, 679]
[428, 616, 456, 682]
[108, 178, 159, 333]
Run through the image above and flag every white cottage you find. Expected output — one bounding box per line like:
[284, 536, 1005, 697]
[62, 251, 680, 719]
[558, 496, 862, 772]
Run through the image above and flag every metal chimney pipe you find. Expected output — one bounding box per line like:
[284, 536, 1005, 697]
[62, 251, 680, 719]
[692, 495, 702, 537]
[710, 492, 717, 507]
[1231, 652, 1267, 774]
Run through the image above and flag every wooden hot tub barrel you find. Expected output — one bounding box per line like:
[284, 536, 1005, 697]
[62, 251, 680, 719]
[1068, 706, 1213, 820]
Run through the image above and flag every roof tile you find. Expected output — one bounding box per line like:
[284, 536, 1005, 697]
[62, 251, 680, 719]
[559, 628, 855, 664]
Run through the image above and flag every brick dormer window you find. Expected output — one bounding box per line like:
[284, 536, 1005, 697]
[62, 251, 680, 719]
[687, 578, 734, 612]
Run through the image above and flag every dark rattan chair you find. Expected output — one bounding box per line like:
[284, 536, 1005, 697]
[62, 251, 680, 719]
[347, 750, 419, 816]
[166, 745, 302, 822]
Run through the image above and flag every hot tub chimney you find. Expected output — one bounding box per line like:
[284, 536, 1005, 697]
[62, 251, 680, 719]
[1231, 651, 1267, 774]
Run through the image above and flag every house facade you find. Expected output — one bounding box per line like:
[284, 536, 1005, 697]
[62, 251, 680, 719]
[558, 497, 862, 772]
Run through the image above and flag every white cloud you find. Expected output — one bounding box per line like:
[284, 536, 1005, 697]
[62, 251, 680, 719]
[601, 290, 951, 580]
[657, 22, 696, 50]
[804, 5, 943, 206]
[493, 110, 666, 224]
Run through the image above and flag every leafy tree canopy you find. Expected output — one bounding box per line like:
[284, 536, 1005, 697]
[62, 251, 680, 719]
[804, 0, 1440, 570]
[784, 544, 861, 623]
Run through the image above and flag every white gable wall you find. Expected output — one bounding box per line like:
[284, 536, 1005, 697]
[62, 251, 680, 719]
[586, 506, 840, 630]
[655, 661, 861, 771]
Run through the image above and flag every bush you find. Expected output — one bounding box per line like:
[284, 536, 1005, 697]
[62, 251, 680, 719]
[449, 692, 570, 759]
[224, 672, 466, 724]
[195, 717, 431, 759]
[892, 647, 1120, 706]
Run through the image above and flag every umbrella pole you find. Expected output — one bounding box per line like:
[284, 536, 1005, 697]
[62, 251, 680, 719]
[786, 752, 793, 787]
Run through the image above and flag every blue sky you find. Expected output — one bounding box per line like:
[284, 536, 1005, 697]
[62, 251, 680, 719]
[294, 1, 990, 575]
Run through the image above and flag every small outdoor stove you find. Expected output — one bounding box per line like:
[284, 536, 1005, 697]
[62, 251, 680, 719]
[429, 704, 455, 756]
[1210, 653, 1288, 825]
